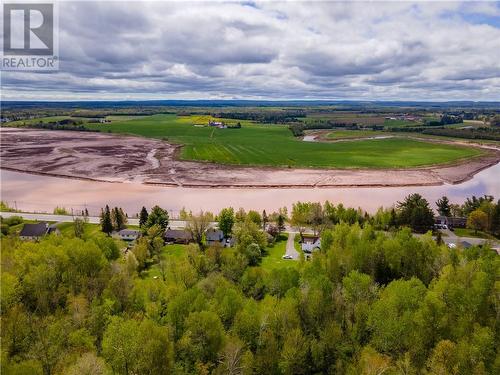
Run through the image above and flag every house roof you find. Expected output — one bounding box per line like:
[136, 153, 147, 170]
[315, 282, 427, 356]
[206, 228, 224, 241]
[460, 241, 472, 248]
[118, 229, 140, 236]
[20, 222, 48, 237]
[302, 234, 320, 242]
[165, 228, 192, 240]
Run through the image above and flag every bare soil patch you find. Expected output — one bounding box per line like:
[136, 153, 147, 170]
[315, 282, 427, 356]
[1, 128, 498, 188]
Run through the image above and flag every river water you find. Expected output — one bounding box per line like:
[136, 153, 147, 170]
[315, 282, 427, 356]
[1, 165, 499, 217]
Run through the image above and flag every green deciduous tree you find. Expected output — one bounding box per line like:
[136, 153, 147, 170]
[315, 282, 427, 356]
[179, 311, 225, 365]
[102, 317, 173, 375]
[218, 207, 235, 239]
[467, 209, 488, 234]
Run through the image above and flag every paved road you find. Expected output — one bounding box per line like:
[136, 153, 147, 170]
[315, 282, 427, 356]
[0, 211, 192, 228]
[285, 232, 300, 259]
[414, 229, 498, 248]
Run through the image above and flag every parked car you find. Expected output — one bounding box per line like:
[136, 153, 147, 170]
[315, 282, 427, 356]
[282, 254, 293, 260]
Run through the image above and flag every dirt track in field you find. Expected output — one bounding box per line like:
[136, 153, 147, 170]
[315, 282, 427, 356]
[1, 128, 498, 188]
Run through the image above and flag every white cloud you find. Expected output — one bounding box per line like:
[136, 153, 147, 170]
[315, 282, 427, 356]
[2, 0, 499, 100]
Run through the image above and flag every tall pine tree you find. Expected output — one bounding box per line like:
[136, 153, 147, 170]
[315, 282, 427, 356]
[101, 205, 113, 235]
[139, 206, 149, 228]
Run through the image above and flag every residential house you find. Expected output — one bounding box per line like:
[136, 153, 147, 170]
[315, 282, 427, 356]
[460, 240, 472, 249]
[435, 216, 467, 229]
[301, 234, 321, 253]
[205, 228, 224, 245]
[165, 228, 193, 244]
[19, 222, 59, 241]
[209, 120, 223, 127]
[117, 229, 140, 242]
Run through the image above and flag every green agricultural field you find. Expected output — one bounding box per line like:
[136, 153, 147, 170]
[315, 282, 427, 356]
[6, 116, 72, 126]
[84, 114, 484, 169]
[5, 116, 99, 126]
[105, 115, 153, 122]
[383, 119, 420, 127]
[326, 130, 388, 139]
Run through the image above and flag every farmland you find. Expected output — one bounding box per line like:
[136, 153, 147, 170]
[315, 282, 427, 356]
[326, 130, 389, 139]
[83, 114, 483, 169]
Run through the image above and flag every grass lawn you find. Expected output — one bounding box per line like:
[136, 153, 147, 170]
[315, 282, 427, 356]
[261, 234, 302, 271]
[453, 228, 497, 240]
[84, 114, 483, 169]
[57, 222, 103, 238]
[143, 244, 189, 279]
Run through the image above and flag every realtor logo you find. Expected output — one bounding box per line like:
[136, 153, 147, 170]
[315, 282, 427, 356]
[2, 2, 58, 70]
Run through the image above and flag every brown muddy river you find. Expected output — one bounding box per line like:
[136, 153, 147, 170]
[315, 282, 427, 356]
[1, 165, 499, 217]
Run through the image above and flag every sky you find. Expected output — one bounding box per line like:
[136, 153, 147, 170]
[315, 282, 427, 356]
[1, 0, 500, 101]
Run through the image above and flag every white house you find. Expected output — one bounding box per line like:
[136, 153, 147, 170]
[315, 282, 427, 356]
[301, 235, 321, 253]
[117, 229, 140, 241]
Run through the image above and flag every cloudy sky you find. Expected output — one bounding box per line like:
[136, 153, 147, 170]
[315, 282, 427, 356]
[2, 0, 500, 101]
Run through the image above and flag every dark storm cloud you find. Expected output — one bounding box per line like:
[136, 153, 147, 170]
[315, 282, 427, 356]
[2, 1, 499, 100]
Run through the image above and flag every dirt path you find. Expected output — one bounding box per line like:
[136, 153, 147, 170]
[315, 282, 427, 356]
[1, 127, 498, 188]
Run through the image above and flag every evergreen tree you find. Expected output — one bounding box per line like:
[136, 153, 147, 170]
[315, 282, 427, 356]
[111, 207, 126, 231]
[397, 194, 435, 233]
[277, 211, 286, 235]
[139, 206, 149, 228]
[74, 217, 85, 238]
[436, 196, 451, 217]
[145, 205, 169, 230]
[262, 210, 268, 231]
[100, 205, 113, 235]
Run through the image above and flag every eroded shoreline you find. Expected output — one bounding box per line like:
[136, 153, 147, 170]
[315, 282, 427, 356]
[1, 128, 498, 188]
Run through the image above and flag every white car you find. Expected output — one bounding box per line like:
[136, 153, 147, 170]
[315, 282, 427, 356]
[282, 254, 293, 260]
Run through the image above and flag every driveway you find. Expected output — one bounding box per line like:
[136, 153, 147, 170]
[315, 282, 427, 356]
[285, 232, 300, 259]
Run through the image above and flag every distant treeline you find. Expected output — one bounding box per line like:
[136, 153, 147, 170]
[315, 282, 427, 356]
[425, 114, 463, 126]
[28, 122, 100, 132]
[390, 126, 500, 141]
[212, 110, 306, 124]
[422, 127, 500, 141]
